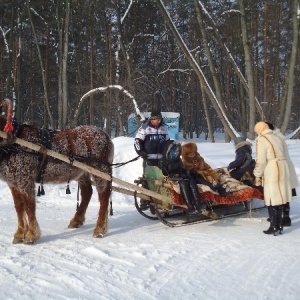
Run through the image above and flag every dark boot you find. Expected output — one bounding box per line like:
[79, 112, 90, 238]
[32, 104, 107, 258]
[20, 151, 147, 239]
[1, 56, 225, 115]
[263, 206, 278, 236]
[140, 200, 149, 211]
[179, 179, 195, 213]
[189, 178, 205, 212]
[216, 183, 231, 197]
[276, 205, 283, 234]
[211, 179, 231, 196]
[282, 202, 291, 227]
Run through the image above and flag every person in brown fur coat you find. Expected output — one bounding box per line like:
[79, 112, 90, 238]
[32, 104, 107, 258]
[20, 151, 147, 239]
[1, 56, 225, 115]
[181, 142, 230, 196]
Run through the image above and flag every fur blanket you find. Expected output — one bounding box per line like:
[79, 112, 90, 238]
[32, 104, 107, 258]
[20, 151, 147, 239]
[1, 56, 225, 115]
[170, 168, 264, 206]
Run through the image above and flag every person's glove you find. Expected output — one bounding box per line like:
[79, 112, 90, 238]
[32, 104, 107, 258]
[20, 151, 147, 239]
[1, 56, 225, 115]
[255, 177, 262, 186]
[139, 151, 147, 159]
[227, 163, 233, 171]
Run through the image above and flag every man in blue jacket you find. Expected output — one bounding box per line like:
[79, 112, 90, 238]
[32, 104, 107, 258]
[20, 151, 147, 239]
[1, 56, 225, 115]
[134, 109, 170, 167]
[134, 109, 170, 210]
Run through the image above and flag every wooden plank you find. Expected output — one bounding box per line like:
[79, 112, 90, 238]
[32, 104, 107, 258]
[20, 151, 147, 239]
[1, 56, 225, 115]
[111, 186, 151, 201]
[0, 130, 172, 203]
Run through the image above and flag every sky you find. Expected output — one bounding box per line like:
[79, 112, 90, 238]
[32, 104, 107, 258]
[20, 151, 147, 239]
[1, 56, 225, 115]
[1, 133, 300, 300]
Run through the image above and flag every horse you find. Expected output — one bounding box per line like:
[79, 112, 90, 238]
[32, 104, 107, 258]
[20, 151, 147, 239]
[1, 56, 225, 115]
[0, 99, 114, 244]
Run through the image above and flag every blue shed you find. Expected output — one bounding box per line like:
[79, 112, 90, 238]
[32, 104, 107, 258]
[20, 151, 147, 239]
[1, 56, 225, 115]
[128, 112, 180, 140]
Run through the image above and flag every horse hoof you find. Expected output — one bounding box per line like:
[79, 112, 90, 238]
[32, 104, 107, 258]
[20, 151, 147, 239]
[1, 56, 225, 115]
[68, 220, 84, 228]
[23, 239, 35, 245]
[68, 224, 78, 229]
[93, 232, 104, 238]
[12, 238, 23, 244]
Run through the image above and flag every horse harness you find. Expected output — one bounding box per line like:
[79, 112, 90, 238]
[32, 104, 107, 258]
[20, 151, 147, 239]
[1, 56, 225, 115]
[0, 121, 141, 198]
[0, 121, 55, 195]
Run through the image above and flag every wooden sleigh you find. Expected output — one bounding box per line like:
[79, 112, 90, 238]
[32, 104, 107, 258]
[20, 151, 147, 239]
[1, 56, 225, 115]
[134, 166, 265, 227]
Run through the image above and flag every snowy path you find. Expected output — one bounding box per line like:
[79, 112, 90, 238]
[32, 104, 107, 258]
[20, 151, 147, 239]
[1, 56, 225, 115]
[1, 137, 300, 299]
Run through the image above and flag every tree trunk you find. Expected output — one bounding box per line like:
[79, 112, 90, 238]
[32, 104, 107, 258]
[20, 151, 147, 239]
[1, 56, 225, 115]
[238, 0, 256, 140]
[57, 1, 70, 129]
[26, 0, 54, 128]
[195, 0, 222, 142]
[278, 0, 299, 133]
[200, 81, 214, 143]
[62, 0, 70, 128]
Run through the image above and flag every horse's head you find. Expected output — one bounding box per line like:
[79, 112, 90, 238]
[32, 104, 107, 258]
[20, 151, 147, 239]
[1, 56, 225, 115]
[0, 98, 14, 133]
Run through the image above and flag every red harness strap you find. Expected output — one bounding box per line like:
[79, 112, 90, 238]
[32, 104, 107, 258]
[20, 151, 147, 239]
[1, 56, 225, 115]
[3, 104, 14, 134]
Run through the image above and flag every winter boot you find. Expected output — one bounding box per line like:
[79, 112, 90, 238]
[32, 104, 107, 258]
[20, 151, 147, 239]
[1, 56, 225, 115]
[282, 202, 291, 227]
[140, 200, 150, 211]
[276, 205, 283, 234]
[179, 179, 196, 213]
[189, 178, 205, 213]
[216, 184, 231, 197]
[263, 206, 278, 236]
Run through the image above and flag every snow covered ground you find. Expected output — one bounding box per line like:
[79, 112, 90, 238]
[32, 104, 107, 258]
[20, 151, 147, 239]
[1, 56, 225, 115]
[1, 134, 300, 300]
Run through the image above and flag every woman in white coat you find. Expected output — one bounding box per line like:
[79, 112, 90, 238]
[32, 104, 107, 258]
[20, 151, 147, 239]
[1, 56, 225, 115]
[253, 121, 292, 235]
[265, 122, 299, 227]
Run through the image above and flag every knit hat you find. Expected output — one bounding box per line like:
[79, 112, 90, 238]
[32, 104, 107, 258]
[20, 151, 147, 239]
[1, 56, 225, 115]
[150, 110, 162, 120]
[234, 136, 246, 145]
[254, 121, 269, 135]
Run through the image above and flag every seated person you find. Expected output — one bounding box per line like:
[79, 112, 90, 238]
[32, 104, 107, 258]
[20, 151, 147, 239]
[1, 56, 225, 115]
[159, 140, 205, 214]
[227, 136, 255, 182]
[181, 142, 230, 196]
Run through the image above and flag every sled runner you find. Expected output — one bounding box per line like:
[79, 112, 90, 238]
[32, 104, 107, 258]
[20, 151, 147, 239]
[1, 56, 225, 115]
[134, 166, 265, 227]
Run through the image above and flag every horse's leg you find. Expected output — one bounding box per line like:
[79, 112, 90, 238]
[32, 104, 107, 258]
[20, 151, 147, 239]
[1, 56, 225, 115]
[10, 188, 28, 244]
[22, 188, 41, 244]
[68, 174, 93, 228]
[93, 178, 111, 238]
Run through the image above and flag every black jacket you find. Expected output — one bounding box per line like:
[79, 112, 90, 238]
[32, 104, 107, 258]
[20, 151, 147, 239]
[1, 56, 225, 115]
[228, 141, 253, 170]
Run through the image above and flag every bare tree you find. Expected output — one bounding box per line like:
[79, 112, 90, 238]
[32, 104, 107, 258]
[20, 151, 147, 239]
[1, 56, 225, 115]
[194, 0, 230, 141]
[278, 0, 299, 133]
[156, 0, 238, 140]
[56, 0, 70, 129]
[195, 1, 264, 120]
[26, 0, 54, 128]
[237, 0, 256, 140]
